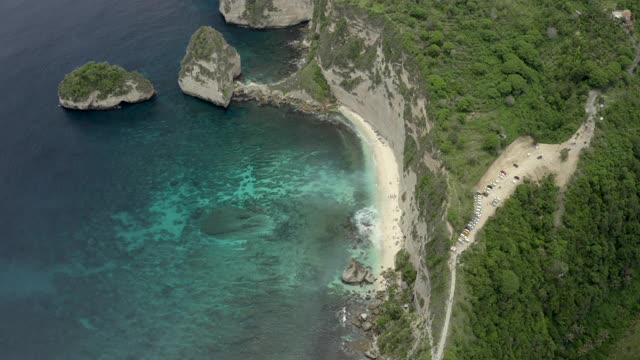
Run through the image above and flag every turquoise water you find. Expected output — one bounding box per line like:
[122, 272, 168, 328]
[0, 0, 378, 359]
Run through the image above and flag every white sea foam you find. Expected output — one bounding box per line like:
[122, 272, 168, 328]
[337, 306, 347, 326]
[353, 206, 378, 241]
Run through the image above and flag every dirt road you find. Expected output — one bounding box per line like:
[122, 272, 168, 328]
[434, 90, 600, 360]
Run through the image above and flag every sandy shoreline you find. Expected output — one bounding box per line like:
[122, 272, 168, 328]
[338, 105, 403, 291]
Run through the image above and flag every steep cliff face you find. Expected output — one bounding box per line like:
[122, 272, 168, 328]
[59, 82, 154, 110]
[313, 1, 451, 356]
[219, 0, 313, 28]
[179, 26, 241, 107]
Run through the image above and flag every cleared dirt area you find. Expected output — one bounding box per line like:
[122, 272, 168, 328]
[434, 90, 601, 360]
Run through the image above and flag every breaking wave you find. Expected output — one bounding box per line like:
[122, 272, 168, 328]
[353, 206, 377, 240]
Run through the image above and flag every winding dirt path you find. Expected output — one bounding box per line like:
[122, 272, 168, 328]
[433, 91, 600, 360]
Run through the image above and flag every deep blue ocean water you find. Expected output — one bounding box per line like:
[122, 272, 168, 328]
[0, 1, 377, 359]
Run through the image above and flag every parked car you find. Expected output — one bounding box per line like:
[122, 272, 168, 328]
[513, 163, 519, 168]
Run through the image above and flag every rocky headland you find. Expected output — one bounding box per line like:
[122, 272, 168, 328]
[233, 81, 329, 113]
[58, 61, 154, 110]
[219, 0, 313, 28]
[179, 26, 241, 107]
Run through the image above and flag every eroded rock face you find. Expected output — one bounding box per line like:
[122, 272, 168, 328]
[219, 0, 313, 29]
[58, 62, 155, 110]
[341, 258, 374, 285]
[179, 26, 241, 107]
[59, 82, 154, 110]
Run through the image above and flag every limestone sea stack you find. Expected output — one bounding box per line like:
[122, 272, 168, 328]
[219, 0, 313, 28]
[58, 61, 155, 110]
[179, 26, 241, 108]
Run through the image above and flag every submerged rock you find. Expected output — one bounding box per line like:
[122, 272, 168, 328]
[198, 207, 270, 236]
[219, 0, 313, 29]
[179, 26, 241, 107]
[58, 61, 155, 110]
[341, 258, 374, 285]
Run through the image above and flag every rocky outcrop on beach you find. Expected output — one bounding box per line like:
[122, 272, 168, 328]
[179, 26, 241, 107]
[341, 258, 375, 285]
[219, 0, 313, 28]
[58, 61, 155, 110]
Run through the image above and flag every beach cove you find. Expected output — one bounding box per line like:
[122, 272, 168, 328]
[0, 0, 402, 359]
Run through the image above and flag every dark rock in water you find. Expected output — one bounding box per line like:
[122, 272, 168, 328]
[198, 207, 270, 236]
[191, 207, 205, 220]
[341, 258, 373, 285]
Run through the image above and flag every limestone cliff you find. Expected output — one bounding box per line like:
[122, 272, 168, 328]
[58, 62, 154, 110]
[179, 26, 241, 107]
[311, 1, 451, 357]
[219, 0, 313, 28]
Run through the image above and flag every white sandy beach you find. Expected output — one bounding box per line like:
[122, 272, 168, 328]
[338, 105, 403, 290]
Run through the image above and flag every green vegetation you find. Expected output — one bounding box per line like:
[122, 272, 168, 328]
[274, 60, 333, 103]
[58, 61, 152, 102]
[314, 2, 639, 355]
[296, 60, 332, 102]
[308, 1, 640, 357]
[180, 26, 238, 78]
[375, 270, 430, 360]
[342, 0, 633, 188]
[240, 0, 276, 25]
[607, 319, 640, 359]
[560, 147, 570, 161]
[179, 26, 240, 100]
[446, 78, 640, 358]
[395, 249, 417, 286]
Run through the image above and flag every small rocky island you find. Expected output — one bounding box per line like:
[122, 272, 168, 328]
[219, 0, 313, 28]
[179, 26, 241, 108]
[58, 61, 155, 110]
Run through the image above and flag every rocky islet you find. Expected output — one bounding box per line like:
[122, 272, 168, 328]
[58, 61, 155, 110]
[178, 26, 241, 107]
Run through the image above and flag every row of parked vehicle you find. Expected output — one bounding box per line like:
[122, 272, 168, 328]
[454, 167, 522, 250]
[457, 192, 483, 245]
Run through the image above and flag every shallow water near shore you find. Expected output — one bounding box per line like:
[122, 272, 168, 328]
[0, 0, 378, 359]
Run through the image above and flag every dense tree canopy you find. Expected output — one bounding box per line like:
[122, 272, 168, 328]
[447, 79, 640, 359]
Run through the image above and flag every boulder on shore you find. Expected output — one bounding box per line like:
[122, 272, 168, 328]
[179, 26, 241, 107]
[58, 61, 155, 110]
[341, 258, 374, 285]
[219, 0, 313, 29]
